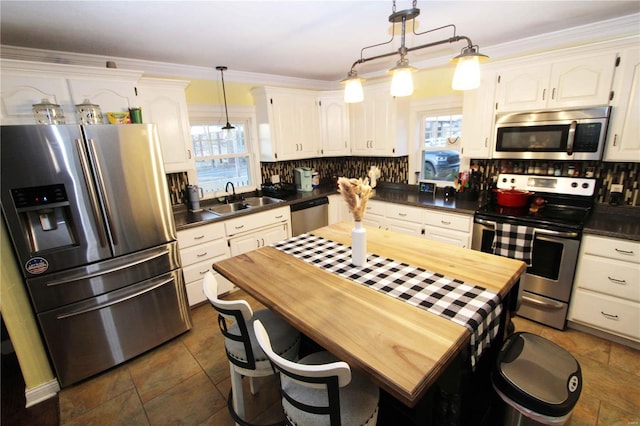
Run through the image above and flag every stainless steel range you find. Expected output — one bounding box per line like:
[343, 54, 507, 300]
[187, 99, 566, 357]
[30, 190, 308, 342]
[472, 174, 596, 330]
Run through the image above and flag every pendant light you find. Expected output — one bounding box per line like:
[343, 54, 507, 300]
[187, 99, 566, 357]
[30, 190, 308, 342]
[216, 66, 235, 131]
[343, 0, 488, 102]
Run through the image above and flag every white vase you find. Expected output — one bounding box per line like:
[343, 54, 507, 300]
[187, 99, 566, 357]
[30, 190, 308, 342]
[351, 221, 367, 266]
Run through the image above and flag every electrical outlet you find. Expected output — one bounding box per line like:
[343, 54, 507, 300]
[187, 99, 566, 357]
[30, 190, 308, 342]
[611, 184, 623, 193]
[271, 174, 280, 184]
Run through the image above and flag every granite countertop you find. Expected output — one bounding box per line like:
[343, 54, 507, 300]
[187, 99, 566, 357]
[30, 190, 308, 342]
[584, 204, 640, 242]
[173, 182, 480, 231]
[173, 183, 640, 242]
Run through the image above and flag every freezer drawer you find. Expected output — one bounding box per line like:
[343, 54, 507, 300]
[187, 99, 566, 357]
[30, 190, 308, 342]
[38, 269, 191, 387]
[27, 242, 181, 312]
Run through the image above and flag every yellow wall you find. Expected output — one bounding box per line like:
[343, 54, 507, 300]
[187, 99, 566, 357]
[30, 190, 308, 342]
[185, 79, 256, 105]
[0, 220, 56, 390]
[184, 65, 457, 105]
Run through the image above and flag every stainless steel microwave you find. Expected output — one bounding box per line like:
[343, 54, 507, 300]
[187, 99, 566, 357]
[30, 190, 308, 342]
[494, 106, 611, 161]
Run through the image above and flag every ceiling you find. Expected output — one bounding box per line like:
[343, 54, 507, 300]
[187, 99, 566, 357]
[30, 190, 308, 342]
[1, 1, 639, 83]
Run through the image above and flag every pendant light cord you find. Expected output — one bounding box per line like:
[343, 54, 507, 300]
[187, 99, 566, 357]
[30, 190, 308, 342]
[216, 66, 234, 130]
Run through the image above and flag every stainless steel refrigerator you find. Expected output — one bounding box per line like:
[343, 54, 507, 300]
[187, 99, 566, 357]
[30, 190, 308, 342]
[1, 124, 192, 387]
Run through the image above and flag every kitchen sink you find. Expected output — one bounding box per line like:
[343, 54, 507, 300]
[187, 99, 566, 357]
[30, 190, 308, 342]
[207, 201, 251, 216]
[243, 196, 283, 207]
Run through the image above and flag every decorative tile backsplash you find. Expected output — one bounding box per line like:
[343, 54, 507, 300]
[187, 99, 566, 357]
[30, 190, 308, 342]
[260, 156, 410, 186]
[471, 160, 639, 206]
[170, 158, 638, 206]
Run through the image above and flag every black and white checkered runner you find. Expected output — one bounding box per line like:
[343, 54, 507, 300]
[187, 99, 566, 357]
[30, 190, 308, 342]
[492, 223, 535, 266]
[273, 233, 503, 369]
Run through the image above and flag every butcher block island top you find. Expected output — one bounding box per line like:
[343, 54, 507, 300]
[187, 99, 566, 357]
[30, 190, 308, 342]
[212, 222, 526, 408]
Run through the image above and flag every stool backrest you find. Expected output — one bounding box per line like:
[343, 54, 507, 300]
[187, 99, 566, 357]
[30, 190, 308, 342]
[254, 320, 352, 426]
[203, 272, 258, 370]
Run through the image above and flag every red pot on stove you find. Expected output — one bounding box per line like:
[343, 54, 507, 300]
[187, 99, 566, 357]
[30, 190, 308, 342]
[494, 189, 534, 207]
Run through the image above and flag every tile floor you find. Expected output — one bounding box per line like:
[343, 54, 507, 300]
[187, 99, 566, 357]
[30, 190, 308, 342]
[56, 291, 640, 425]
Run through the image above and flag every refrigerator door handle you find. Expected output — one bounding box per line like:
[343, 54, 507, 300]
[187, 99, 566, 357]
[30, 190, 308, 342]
[55, 276, 174, 320]
[85, 138, 118, 246]
[45, 248, 170, 287]
[75, 138, 109, 248]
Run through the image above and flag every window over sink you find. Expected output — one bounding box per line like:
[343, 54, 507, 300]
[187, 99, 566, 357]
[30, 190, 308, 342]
[188, 105, 260, 199]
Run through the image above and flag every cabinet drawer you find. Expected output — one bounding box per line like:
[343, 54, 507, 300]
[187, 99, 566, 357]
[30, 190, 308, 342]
[385, 203, 423, 224]
[365, 200, 386, 216]
[224, 207, 289, 236]
[425, 226, 470, 248]
[184, 272, 234, 306]
[180, 240, 228, 267]
[183, 257, 218, 284]
[575, 254, 640, 302]
[581, 235, 640, 264]
[177, 222, 225, 249]
[570, 289, 640, 341]
[424, 211, 472, 233]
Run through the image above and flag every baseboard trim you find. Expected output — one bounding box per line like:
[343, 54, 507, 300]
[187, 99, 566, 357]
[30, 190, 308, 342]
[25, 379, 60, 408]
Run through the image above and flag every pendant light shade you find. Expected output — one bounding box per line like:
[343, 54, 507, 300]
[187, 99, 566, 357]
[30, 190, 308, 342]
[451, 46, 488, 90]
[216, 66, 235, 131]
[389, 59, 416, 97]
[341, 71, 365, 103]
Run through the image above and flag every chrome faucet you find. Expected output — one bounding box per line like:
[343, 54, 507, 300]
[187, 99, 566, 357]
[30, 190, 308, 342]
[225, 181, 236, 203]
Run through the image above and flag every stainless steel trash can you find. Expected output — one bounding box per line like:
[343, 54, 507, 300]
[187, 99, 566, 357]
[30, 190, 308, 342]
[492, 332, 582, 425]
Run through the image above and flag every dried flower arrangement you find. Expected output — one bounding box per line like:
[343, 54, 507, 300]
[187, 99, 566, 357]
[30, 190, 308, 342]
[337, 177, 375, 221]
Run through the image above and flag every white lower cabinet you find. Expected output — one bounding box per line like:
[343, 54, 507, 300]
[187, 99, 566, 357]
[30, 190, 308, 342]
[362, 200, 473, 247]
[229, 222, 289, 256]
[423, 210, 473, 248]
[177, 222, 231, 306]
[569, 235, 640, 342]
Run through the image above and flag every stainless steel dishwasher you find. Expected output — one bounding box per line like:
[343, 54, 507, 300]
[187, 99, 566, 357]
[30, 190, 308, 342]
[290, 196, 329, 236]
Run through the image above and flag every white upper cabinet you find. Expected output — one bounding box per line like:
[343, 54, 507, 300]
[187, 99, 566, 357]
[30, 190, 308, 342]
[495, 52, 617, 112]
[136, 78, 196, 176]
[461, 68, 498, 159]
[604, 46, 640, 162]
[67, 78, 137, 115]
[0, 59, 142, 125]
[252, 87, 321, 161]
[349, 84, 409, 157]
[318, 92, 350, 157]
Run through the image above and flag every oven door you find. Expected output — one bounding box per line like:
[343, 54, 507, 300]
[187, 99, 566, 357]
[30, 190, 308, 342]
[472, 218, 580, 301]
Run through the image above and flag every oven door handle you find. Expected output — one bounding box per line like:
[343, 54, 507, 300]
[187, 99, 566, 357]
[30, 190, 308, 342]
[521, 294, 565, 310]
[474, 218, 579, 238]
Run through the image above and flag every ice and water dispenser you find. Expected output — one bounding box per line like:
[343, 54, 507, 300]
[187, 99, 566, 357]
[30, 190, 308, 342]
[11, 184, 77, 253]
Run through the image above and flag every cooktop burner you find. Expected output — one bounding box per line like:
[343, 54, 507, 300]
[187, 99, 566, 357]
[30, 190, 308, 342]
[475, 174, 597, 231]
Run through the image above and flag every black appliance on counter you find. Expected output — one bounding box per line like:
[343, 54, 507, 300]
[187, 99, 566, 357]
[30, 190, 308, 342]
[471, 174, 596, 330]
[261, 182, 297, 198]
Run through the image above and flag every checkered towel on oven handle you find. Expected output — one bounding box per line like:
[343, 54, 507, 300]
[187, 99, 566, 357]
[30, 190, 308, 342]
[273, 233, 503, 370]
[492, 223, 535, 266]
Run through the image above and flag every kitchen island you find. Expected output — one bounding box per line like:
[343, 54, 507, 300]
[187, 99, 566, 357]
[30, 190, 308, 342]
[212, 222, 526, 423]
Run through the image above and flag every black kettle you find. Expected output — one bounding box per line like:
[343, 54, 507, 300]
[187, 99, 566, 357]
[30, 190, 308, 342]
[443, 186, 456, 199]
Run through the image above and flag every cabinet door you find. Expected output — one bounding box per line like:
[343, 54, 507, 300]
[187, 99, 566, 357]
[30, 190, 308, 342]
[350, 86, 392, 156]
[1, 73, 72, 124]
[319, 94, 349, 157]
[548, 52, 617, 108]
[265, 90, 320, 161]
[67, 78, 137, 116]
[229, 223, 288, 256]
[461, 71, 497, 159]
[605, 47, 640, 162]
[136, 79, 196, 175]
[387, 218, 422, 237]
[495, 64, 550, 112]
[424, 226, 470, 248]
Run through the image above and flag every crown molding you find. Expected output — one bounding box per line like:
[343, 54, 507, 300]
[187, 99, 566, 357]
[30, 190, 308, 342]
[0, 44, 334, 90]
[1, 13, 637, 87]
